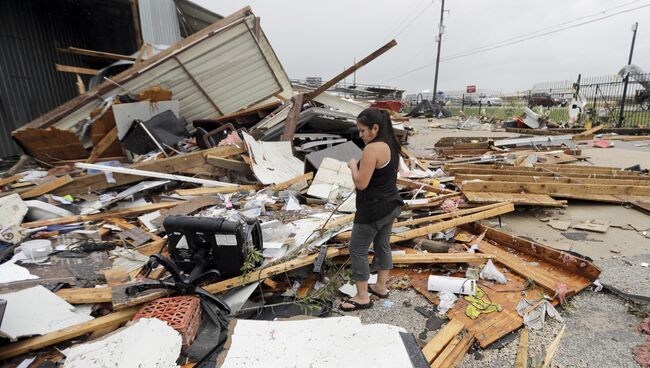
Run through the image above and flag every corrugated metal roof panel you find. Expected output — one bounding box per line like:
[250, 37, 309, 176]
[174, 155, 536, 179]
[22, 11, 292, 138]
[138, 0, 182, 46]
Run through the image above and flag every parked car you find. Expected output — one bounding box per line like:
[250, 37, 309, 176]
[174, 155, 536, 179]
[477, 95, 502, 106]
[528, 92, 559, 107]
[635, 89, 650, 110]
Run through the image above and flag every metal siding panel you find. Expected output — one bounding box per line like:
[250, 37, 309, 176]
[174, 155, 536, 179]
[138, 0, 182, 46]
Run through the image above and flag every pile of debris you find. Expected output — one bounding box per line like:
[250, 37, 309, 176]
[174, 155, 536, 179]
[3, 6, 646, 368]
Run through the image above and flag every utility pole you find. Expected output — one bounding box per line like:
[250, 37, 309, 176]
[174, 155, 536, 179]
[432, 0, 445, 104]
[618, 22, 638, 127]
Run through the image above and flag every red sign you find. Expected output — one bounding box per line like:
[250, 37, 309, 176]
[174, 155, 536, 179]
[466, 85, 476, 93]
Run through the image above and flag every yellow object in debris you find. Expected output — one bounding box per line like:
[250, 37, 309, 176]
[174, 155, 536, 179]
[464, 286, 502, 319]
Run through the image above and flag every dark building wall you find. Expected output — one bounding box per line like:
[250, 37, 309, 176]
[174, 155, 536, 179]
[0, 0, 136, 158]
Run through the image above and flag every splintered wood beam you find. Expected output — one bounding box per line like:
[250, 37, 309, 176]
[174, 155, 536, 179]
[56, 287, 112, 304]
[203, 248, 341, 294]
[460, 181, 650, 197]
[281, 93, 304, 142]
[55, 64, 99, 75]
[268, 172, 314, 192]
[422, 319, 465, 363]
[175, 185, 262, 196]
[397, 177, 448, 194]
[334, 203, 514, 242]
[0, 308, 138, 359]
[206, 155, 251, 173]
[455, 174, 650, 186]
[22, 202, 181, 228]
[515, 328, 529, 368]
[391, 253, 492, 264]
[20, 175, 73, 199]
[305, 39, 397, 100]
[87, 126, 119, 163]
[389, 203, 514, 243]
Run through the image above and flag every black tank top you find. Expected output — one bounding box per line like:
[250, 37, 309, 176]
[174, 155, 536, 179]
[354, 143, 403, 224]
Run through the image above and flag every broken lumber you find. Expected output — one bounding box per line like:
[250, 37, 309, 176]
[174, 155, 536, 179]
[54, 64, 98, 75]
[22, 202, 181, 228]
[53, 145, 244, 195]
[206, 155, 252, 173]
[58, 46, 137, 61]
[55, 287, 112, 304]
[334, 202, 514, 242]
[203, 248, 341, 294]
[541, 325, 565, 368]
[175, 184, 262, 196]
[390, 253, 492, 264]
[20, 175, 73, 199]
[305, 39, 397, 100]
[75, 163, 237, 187]
[0, 308, 138, 359]
[422, 319, 465, 363]
[86, 126, 119, 163]
[515, 328, 529, 368]
[268, 172, 314, 192]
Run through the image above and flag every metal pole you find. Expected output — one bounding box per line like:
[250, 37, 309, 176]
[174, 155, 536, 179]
[618, 22, 638, 127]
[432, 0, 445, 104]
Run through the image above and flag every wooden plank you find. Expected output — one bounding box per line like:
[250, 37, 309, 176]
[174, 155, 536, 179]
[281, 93, 304, 142]
[541, 325, 565, 368]
[573, 124, 608, 140]
[53, 145, 245, 195]
[462, 192, 567, 207]
[0, 307, 139, 359]
[449, 167, 647, 180]
[388, 203, 514, 243]
[129, 0, 143, 49]
[203, 248, 341, 294]
[58, 46, 137, 61]
[55, 287, 113, 304]
[434, 332, 476, 368]
[515, 328, 529, 368]
[86, 127, 119, 163]
[334, 203, 514, 242]
[268, 172, 314, 192]
[460, 180, 650, 197]
[55, 64, 98, 75]
[206, 155, 251, 173]
[20, 175, 73, 199]
[103, 267, 130, 286]
[391, 253, 492, 264]
[422, 319, 465, 363]
[397, 177, 446, 194]
[22, 202, 180, 228]
[0, 174, 25, 186]
[174, 184, 262, 196]
[430, 334, 462, 368]
[455, 174, 650, 186]
[393, 203, 507, 227]
[305, 39, 397, 100]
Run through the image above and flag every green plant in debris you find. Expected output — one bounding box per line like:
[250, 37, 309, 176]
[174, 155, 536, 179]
[240, 245, 264, 275]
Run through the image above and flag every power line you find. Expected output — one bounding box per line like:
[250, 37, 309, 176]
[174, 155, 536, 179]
[394, 0, 436, 38]
[384, 0, 429, 39]
[381, 2, 650, 82]
[442, 0, 642, 60]
[442, 2, 650, 61]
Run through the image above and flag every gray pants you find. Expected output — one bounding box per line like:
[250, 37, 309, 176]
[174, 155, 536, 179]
[349, 206, 401, 282]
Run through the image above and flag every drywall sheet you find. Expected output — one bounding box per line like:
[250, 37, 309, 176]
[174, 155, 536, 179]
[307, 157, 355, 201]
[64, 318, 181, 368]
[0, 285, 94, 340]
[221, 316, 411, 368]
[242, 133, 303, 184]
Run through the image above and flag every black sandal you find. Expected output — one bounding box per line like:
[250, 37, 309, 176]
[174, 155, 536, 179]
[339, 299, 374, 312]
[368, 285, 390, 299]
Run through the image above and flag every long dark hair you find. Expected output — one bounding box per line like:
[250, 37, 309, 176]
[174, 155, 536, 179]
[357, 108, 401, 151]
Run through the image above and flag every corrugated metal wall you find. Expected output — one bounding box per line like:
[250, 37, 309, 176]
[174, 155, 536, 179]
[139, 0, 182, 46]
[0, 0, 137, 158]
[0, 1, 85, 157]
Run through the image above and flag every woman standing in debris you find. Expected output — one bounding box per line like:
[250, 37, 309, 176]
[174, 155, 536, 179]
[340, 108, 403, 312]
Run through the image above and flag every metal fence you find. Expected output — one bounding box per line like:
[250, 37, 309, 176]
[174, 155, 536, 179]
[439, 73, 650, 127]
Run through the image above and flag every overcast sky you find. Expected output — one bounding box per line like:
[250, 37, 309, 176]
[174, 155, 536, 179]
[192, 0, 650, 95]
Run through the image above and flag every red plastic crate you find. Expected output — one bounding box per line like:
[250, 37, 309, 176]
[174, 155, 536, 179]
[133, 295, 202, 347]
